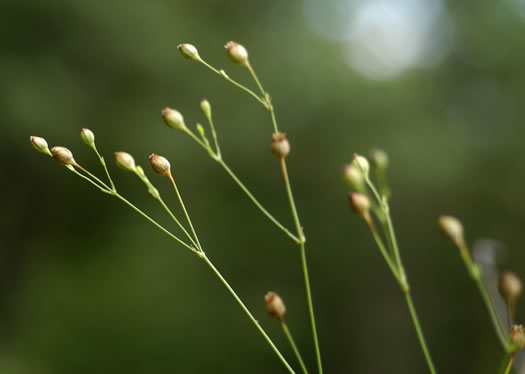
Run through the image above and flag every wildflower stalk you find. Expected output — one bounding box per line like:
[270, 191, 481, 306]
[281, 321, 309, 374]
[498, 352, 515, 374]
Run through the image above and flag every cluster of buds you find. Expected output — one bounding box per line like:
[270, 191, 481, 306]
[343, 153, 373, 224]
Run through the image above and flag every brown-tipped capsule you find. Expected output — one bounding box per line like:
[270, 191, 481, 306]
[265, 292, 286, 320]
[30, 136, 52, 156]
[51, 146, 76, 166]
[80, 128, 95, 148]
[438, 215, 466, 248]
[162, 108, 187, 131]
[115, 152, 136, 172]
[343, 164, 365, 191]
[149, 154, 171, 177]
[510, 325, 525, 351]
[348, 192, 370, 216]
[369, 148, 389, 170]
[271, 132, 290, 159]
[224, 41, 249, 67]
[177, 43, 200, 61]
[499, 271, 522, 303]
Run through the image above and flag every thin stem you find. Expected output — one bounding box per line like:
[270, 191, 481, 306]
[404, 291, 437, 374]
[207, 116, 221, 158]
[198, 59, 267, 107]
[368, 224, 401, 281]
[200, 253, 295, 374]
[113, 193, 196, 253]
[474, 274, 510, 349]
[168, 173, 202, 251]
[281, 321, 309, 374]
[280, 159, 303, 241]
[219, 160, 299, 243]
[383, 203, 405, 282]
[74, 163, 111, 191]
[299, 242, 323, 374]
[157, 196, 199, 250]
[69, 167, 111, 194]
[93, 146, 116, 191]
[498, 352, 515, 374]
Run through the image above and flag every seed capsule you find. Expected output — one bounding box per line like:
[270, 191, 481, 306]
[51, 146, 76, 166]
[80, 128, 95, 148]
[224, 41, 249, 67]
[271, 132, 290, 159]
[438, 215, 465, 248]
[162, 108, 187, 131]
[177, 43, 200, 61]
[265, 292, 286, 320]
[30, 136, 52, 156]
[149, 154, 171, 177]
[115, 152, 137, 172]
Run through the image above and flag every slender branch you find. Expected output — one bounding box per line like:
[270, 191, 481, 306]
[157, 196, 200, 250]
[93, 146, 116, 191]
[498, 352, 515, 374]
[201, 253, 295, 374]
[281, 320, 309, 374]
[367, 224, 401, 281]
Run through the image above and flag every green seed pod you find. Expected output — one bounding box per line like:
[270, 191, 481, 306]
[224, 41, 249, 67]
[51, 146, 76, 166]
[265, 292, 286, 320]
[352, 154, 370, 177]
[162, 108, 187, 131]
[200, 99, 211, 120]
[177, 43, 200, 61]
[30, 136, 52, 156]
[149, 154, 171, 177]
[343, 164, 365, 191]
[115, 152, 137, 172]
[369, 148, 389, 170]
[80, 128, 95, 148]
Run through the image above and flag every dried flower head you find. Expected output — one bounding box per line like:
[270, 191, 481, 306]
[51, 146, 76, 166]
[224, 41, 249, 66]
[115, 152, 137, 172]
[149, 154, 171, 177]
[265, 291, 286, 320]
[30, 136, 52, 156]
[271, 132, 290, 159]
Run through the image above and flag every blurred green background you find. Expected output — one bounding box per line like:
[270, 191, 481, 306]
[3, 0, 525, 372]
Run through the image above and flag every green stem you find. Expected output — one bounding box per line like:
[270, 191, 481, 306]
[157, 196, 199, 250]
[198, 59, 267, 107]
[281, 321, 309, 374]
[74, 163, 111, 191]
[200, 253, 295, 374]
[219, 160, 299, 243]
[404, 290, 437, 374]
[474, 273, 510, 349]
[207, 116, 221, 158]
[498, 352, 515, 374]
[69, 167, 111, 194]
[368, 224, 401, 281]
[93, 146, 116, 191]
[168, 174, 202, 251]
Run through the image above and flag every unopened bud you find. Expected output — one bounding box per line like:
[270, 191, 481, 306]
[271, 133, 290, 159]
[343, 164, 365, 191]
[265, 292, 286, 320]
[369, 148, 389, 170]
[200, 99, 211, 120]
[30, 136, 52, 156]
[349, 192, 370, 218]
[51, 146, 76, 166]
[352, 154, 369, 177]
[499, 271, 522, 303]
[510, 325, 525, 351]
[115, 152, 136, 172]
[149, 154, 171, 177]
[224, 41, 249, 67]
[438, 215, 466, 248]
[177, 43, 200, 61]
[162, 108, 187, 131]
[80, 128, 95, 148]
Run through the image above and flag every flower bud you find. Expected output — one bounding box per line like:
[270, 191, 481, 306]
[149, 154, 171, 177]
[30, 136, 52, 156]
[438, 215, 465, 248]
[265, 292, 286, 320]
[51, 146, 76, 166]
[369, 148, 389, 170]
[510, 325, 525, 351]
[271, 133, 290, 159]
[499, 271, 522, 303]
[343, 164, 365, 191]
[177, 43, 200, 61]
[224, 41, 249, 67]
[162, 108, 187, 131]
[352, 154, 369, 177]
[80, 128, 95, 148]
[200, 99, 211, 120]
[348, 192, 370, 217]
[114, 152, 136, 172]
